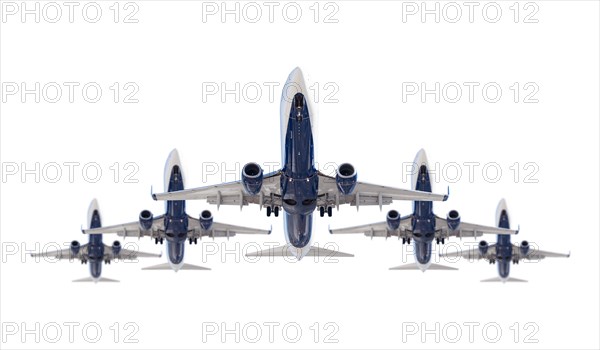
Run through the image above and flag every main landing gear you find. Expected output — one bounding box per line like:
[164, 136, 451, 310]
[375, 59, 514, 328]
[402, 238, 411, 245]
[188, 238, 198, 245]
[266, 206, 280, 217]
[436, 238, 446, 244]
[319, 206, 333, 217]
[155, 238, 164, 245]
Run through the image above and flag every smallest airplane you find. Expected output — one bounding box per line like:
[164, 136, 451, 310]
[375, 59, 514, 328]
[440, 199, 570, 282]
[31, 199, 162, 283]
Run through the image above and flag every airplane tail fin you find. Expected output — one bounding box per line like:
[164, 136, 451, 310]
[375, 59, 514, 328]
[481, 277, 528, 283]
[72, 277, 119, 283]
[142, 263, 211, 271]
[246, 245, 354, 259]
[389, 263, 458, 271]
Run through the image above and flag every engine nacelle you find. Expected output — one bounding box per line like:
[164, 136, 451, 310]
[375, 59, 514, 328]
[70, 241, 81, 255]
[336, 163, 357, 195]
[478, 240, 489, 255]
[199, 210, 213, 231]
[112, 241, 121, 256]
[520, 241, 530, 256]
[386, 210, 401, 230]
[139, 210, 153, 231]
[446, 210, 461, 231]
[241, 162, 263, 195]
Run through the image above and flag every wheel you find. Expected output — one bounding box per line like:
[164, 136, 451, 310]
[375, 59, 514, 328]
[320, 206, 325, 217]
[402, 238, 406, 244]
[274, 206, 279, 217]
[266, 206, 272, 217]
[327, 206, 333, 217]
[441, 238, 445, 244]
[436, 238, 440, 244]
[155, 238, 159, 244]
[189, 238, 192, 244]
[407, 238, 411, 244]
[160, 238, 164, 244]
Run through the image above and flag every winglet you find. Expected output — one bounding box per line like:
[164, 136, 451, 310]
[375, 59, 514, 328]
[81, 225, 85, 234]
[151, 185, 158, 201]
[268, 225, 273, 235]
[328, 224, 333, 234]
[444, 186, 450, 201]
[516, 224, 520, 235]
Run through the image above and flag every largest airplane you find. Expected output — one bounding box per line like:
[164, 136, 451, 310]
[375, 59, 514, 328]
[152, 67, 448, 260]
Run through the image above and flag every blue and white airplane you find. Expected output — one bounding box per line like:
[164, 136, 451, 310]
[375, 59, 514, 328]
[83, 149, 272, 271]
[440, 199, 570, 282]
[31, 199, 161, 282]
[152, 68, 448, 260]
[329, 149, 519, 271]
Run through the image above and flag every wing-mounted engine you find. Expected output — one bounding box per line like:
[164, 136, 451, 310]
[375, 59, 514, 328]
[446, 210, 461, 231]
[386, 210, 401, 230]
[336, 163, 357, 195]
[70, 240, 81, 256]
[112, 241, 121, 256]
[478, 240, 489, 256]
[241, 162, 263, 195]
[199, 210, 213, 231]
[520, 241, 530, 256]
[139, 210, 153, 231]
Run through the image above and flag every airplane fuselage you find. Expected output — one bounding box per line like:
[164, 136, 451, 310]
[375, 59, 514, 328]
[495, 209, 513, 279]
[87, 209, 104, 279]
[411, 164, 437, 266]
[280, 92, 318, 249]
[164, 165, 188, 267]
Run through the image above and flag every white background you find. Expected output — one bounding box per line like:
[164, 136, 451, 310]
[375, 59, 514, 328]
[1, 1, 599, 349]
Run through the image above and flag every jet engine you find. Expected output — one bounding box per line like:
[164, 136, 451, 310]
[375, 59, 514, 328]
[112, 241, 121, 256]
[520, 241, 530, 256]
[241, 162, 263, 195]
[139, 210, 153, 231]
[386, 210, 401, 230]
[336, 163, 357, 195]
[446, 210, 461, 231]
[478, 240, 489, 255]
[70, 241, 81, 255]
[200, 210, 213, 231]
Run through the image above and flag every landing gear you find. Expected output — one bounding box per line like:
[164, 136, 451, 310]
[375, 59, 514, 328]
[402, 238, 406, 244]
[320, 206, 325, 217]
[441, 238, 445, 244]
[436, 238, 440, 244]
[155, 238, 159, 244]
[266, 206, 272, 217]
[159, 238, 164, 244]
[407, 238, 411, 245]
[273, 206, 279, 217]
[194, 238, 198, 245]
[327, 206, 333, 217]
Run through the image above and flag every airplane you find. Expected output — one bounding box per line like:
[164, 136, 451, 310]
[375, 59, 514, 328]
[439, 198, 570, 282]
[83, 149, 272, 271]
[152, 67, 449, 260]
[329, 149, 519, 271]
[31, 199, 161, 282]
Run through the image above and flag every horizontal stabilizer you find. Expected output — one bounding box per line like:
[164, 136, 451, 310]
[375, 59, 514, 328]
[246, 245, 353, 258]
[481, 277, 528, 283]
[73, 277, 119, 283]
[142, 263, 211, 271]
[389, 263, 458, 271]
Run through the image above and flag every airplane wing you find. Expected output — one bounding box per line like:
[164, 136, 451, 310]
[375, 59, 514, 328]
[515, 245, 570, 261]
[103, 245, 162, 261]
[187, 216, 272, 239]
[439, 244, 497, 261]
[329, 215, 414, 239]
[434, 216, 518, 239]
[30, 244, 88, 261]
[152, 170, 446, 210]
[152, 171, 282, 208]
[317, 172, 447, 209]
[82, 215, 165, 239]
